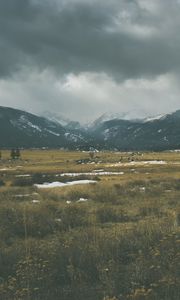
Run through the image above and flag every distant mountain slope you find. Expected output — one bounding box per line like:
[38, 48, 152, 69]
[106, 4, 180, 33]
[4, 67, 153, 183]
[0, 106, 87, 148]
[91, 110, 180, 150]
[0, 106, 180, 150]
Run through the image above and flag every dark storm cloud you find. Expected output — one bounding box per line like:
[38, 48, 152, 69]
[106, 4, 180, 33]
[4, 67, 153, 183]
[1, 0, 180, 122]
[1, 0, 180, 80]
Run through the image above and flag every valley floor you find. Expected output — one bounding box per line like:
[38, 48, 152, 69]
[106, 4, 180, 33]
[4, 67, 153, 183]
[0, 150, 179, 300]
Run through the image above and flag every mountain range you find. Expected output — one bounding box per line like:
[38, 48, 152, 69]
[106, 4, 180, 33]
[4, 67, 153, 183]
[0, 106, 180, 151]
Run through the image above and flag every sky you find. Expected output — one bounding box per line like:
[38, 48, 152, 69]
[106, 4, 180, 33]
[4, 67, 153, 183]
[1, 0, 180, 123]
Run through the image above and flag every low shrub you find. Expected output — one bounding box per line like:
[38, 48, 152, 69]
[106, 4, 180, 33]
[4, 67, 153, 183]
[61, 204, 89, 229]
[96, 206, 127, 223]
[0, 203, 60, 239]
[139, 206, 163, 217]
[0, 179, 5, 187]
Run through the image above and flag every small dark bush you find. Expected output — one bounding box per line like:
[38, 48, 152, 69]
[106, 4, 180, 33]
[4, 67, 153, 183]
[0, 180, 5, 187]
[61, 205, 88, 229]
[139, 206, 163, 217]
[96, 206, 127, 223]
[0, 204, 58, 239]
[11, 178, 33, 186]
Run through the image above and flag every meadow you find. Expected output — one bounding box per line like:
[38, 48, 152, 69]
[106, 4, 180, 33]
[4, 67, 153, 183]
[0, 149, 179, 300]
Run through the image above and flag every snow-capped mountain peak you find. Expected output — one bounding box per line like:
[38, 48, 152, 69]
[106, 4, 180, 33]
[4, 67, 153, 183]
[142, 113, 167, 123]
[1, 106, 180, 151]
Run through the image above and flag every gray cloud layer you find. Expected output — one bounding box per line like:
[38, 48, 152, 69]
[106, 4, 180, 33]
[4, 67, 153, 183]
[1, 0, 180, 79]
[0, 0, 180, 121]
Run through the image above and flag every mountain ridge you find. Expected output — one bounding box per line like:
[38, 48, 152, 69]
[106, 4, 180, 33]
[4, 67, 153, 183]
[0, 106, 180, 151]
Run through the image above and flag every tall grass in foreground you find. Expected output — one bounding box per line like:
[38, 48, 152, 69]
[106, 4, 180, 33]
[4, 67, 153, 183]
[0, 151, 180, 299]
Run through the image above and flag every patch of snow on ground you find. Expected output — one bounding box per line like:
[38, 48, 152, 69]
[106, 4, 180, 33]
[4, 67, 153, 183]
[144, 160, 167, 165]
[60, 171, 124, 177]
[35, 180, 97, 189]
[139, 187, 146, 191]
[77, 198, 88, 203]
[170, 149, 180, 152]
[15, 194, 32, 197]
[32, 200, 40, 203]
[109, 161, 166, 167]
[0, 168, 16, 171]
[15, 174, 31, 177]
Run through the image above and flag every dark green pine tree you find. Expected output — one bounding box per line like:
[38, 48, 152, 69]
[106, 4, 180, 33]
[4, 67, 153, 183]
[15, 148, 21, 159]
[10, 149, 16, 160]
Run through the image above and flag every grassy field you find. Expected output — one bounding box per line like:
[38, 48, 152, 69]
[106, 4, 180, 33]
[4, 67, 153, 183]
[0, 150, 180, 300]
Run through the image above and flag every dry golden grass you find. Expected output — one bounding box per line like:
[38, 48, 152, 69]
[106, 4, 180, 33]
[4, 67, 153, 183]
[0, 150, 180, 299]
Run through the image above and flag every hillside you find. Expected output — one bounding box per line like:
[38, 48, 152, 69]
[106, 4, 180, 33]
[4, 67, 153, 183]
[0, 106, 88, 149]
[1, 106, 180, 150]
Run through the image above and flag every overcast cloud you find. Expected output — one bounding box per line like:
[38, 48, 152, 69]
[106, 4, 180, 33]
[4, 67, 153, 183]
[0, 0, 180, 122]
